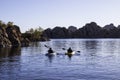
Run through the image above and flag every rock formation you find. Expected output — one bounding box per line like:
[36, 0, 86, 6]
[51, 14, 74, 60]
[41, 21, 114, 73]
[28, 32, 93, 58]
[0, 22, 30, 47]
[42, 22, 120, 39]
[0, 26, 11, 47]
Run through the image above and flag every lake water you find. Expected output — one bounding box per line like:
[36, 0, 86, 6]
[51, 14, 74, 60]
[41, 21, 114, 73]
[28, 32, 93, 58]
[0, 39, 120, 80]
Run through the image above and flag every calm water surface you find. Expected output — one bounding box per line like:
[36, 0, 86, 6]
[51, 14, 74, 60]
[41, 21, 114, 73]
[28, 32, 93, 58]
[0, 39, 120, 80]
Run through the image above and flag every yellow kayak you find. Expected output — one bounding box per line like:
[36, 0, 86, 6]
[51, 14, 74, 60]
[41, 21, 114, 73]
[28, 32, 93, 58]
[65, 51, 75, 55]
[45, 52, 56, 56]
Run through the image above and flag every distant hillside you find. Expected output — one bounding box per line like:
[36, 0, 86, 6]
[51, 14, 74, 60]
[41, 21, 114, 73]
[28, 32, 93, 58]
[42, 22, 120, 38]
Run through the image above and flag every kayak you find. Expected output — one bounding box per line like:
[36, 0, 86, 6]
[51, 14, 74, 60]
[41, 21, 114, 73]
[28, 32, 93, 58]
[65, 51, 75, 55]
[45, 52, 56, 56]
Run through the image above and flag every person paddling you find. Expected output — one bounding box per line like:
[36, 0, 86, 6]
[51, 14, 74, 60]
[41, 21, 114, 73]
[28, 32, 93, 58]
[67, 47, 73, 53]
[48, 48, 54, 53]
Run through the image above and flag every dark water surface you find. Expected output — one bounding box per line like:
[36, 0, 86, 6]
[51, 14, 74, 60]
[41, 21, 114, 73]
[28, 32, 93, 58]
[0, 39, 120, 80]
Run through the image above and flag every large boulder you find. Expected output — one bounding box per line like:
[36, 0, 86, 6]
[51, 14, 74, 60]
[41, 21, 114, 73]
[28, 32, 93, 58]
[68, 26, 77, 33]
[42, 28, 52, 38]
[103, 24, 119, 38]
[0, 26, 12, 47]
[0, 23, 30, 47]
[6, 25, 21, 47]
[51, 27, 69, 38]
[103, 23, 116, 30]
[68, 26, 77, 38]
[79, 22, 103, 38]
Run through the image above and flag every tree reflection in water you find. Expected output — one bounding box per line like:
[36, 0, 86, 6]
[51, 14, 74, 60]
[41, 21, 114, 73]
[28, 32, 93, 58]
[0, 47, 21, 58]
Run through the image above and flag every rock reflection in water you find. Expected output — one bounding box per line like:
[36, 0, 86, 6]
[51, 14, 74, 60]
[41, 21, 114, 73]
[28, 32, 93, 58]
[0, 47, 21, 58]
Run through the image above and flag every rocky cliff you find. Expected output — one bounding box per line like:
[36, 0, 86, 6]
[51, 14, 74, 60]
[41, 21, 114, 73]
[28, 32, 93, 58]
[0, 22, 30, 47]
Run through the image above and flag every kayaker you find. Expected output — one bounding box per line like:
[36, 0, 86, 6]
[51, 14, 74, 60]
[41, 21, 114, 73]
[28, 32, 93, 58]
[67, 47, 73, 53]
[48, 48, 54, 53]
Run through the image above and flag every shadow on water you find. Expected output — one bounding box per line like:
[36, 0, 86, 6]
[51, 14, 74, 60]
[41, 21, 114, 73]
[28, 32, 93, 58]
[66, 54, 73, 60]
[0, 47, 21, 58]
[46, 55, 55, 63]
[46, 54, 74, 63]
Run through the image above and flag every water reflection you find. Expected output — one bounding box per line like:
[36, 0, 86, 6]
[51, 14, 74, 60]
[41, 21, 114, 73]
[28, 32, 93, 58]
[0, 47, 21, 58]
[51, 39, 81, 54]
[0, 47, 21, 80]
[85, 40, 99, 49]
[102, 40, 117, 54]
[46, 55, 55, 63]
[84, 40, 100, 56]
[1, 39, 120, 80]
[30, 42, 40, 47]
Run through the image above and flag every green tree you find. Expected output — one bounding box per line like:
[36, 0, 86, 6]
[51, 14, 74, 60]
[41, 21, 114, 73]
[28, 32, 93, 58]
[0, 20, 7, 28]
[7, 21, 14, 27]
[32, 27, 43, 41]
[24, 27, 43, 41]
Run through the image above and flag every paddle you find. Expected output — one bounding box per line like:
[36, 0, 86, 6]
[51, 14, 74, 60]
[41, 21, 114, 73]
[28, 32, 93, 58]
[44, 45, 58, 55]
[44, 45, 50, 48]
[62, 48, 66, 50]
[77, 51, 81, 53]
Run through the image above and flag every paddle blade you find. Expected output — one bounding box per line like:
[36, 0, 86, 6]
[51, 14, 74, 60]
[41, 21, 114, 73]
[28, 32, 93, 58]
[62, 48, 66, 50]
[77, 51, 80, 53]
[44, 45, 49, 48]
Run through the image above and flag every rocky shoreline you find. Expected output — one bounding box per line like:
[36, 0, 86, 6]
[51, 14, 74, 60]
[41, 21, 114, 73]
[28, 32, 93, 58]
[1, 21, 120, 48]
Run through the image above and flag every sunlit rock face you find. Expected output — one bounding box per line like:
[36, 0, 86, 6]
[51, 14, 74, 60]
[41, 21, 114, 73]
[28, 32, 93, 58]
[6, 25, 21, 47]
[0, 26, 11, 47]
[0, 25, 30, 47]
